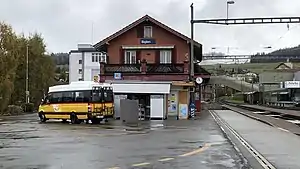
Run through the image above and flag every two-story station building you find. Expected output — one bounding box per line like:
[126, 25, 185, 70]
[91, 15, 210, 120]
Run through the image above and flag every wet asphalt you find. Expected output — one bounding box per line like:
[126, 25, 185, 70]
[0, 110, 244, 169]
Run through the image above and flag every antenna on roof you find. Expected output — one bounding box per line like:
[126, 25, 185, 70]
[91, 21, 94, 44]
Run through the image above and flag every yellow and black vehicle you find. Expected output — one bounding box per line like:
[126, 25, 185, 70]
[38, 81, 114, 124]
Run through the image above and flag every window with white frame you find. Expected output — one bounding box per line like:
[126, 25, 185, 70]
[78, 69, 82, 74]
[144, 26, 152, 38]
[92, 52, 106, 63]
[160, 50, 172, 64]
[124, 51, 136, 64]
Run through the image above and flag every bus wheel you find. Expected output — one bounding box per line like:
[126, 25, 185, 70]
[62, 119, 68, 123]
[70, 113, 79, 124]
[39, 112, 47, 123]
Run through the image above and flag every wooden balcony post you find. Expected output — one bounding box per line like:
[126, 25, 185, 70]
[141, 59, 147, 74]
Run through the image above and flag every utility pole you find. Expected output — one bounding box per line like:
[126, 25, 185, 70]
[190, 3, 195, 108]
[26, 44, 29, 104]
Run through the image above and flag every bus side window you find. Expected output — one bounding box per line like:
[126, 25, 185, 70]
[50, 92, 63, 103]
[62, 91, 74, 103]
[75, 91, 90, 103]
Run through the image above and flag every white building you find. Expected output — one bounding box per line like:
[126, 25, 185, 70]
[69, 44, 107, 83]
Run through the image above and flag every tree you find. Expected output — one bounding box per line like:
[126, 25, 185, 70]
[0, 22, 55, 113]
[0, 22, 21, 112]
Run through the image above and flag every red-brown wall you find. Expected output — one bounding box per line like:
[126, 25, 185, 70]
[107, 22, 189, 64]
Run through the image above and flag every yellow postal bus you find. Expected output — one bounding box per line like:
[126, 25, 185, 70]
[38, 81, 114, 124]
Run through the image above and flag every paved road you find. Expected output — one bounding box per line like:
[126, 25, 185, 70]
[0, 111, 244, 169]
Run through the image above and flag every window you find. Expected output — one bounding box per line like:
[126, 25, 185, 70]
[62, 92, 74, 103]
[160, 50, 172, 64]
[74, 91, 91, 102]
[92, 52, 106, 63]
[78, 78, 83, 81]
[78, 69, 82, 74]
[124, 51, 136, 64]
[79, 60, 82, 64]
[49, 92, 63, 103]
[103, 88, 113, 102]
[144, 26, 152, 38]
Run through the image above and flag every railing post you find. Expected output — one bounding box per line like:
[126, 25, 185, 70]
[99, 61, 106, 83]
[141, 59, 147, 74]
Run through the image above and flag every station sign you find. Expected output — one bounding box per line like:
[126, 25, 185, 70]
[140, 38, 156, 44]
[284, 81, 300, 88]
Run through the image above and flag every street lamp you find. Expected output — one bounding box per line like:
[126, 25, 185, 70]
[26, 44, 30, 104]
[226, 1, 235, 21]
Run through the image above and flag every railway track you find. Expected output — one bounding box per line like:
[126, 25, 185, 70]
[219, 100, 300, 127]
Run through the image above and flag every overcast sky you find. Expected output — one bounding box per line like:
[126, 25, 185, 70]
[1, 0, 300, 55]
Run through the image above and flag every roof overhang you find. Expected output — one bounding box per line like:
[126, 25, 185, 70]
[122, 45, 174, 50]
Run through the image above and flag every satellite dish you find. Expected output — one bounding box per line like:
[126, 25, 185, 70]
[195, 77, 203, 84]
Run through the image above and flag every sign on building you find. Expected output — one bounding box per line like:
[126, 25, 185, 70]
[284, 81, 300, 88]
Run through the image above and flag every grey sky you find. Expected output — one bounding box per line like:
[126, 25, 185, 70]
[1, 0, 300, 55]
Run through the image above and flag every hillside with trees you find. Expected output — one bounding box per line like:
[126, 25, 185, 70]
[0, 22, 55, 114]
[251, 45, 300, 63]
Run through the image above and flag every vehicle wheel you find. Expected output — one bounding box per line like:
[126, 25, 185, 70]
[62, 119, 68, 123]
[70, 113, 79, 124]
[104, 119, 108, 123]
[39, 112, 47, 123]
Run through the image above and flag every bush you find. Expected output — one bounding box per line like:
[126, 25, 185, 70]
[5, 105, 24, 115]
[22, 103, 35, 112]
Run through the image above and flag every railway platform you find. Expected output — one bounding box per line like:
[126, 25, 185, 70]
[211, 109, 300, 169]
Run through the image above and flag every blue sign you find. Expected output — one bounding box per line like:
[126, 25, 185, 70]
[114, 73, 122, 80]
[140, 39, 156, 44]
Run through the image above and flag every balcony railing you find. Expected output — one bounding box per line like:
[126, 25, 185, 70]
[147, 63, 184, 74]
[104, 64, 141, 74]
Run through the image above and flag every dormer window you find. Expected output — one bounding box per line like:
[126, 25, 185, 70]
[144, 26, 152, 38]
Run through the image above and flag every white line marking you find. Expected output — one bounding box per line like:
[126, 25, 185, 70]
[277, 127, 290, 133]
[158, 157, 174, 162]
[132, 162, 151, 167]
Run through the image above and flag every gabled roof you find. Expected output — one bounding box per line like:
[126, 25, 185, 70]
[274, 62, 293, 70]
[94, 15, 202, 49]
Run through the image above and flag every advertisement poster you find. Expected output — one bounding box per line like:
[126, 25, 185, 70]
[179, 104, 188, 119]
[168, 93, 177, 116]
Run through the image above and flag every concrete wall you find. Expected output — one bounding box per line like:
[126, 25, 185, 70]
[259, 72, 294, 84]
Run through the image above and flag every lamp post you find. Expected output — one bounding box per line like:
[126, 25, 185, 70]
[26, 44, 29, 104]
[226, 1, 235, 21]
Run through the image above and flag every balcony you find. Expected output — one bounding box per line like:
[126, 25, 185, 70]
[103, 63, 185, 75]
[147, 63, 184, 74]
[104, 64, 141, 74]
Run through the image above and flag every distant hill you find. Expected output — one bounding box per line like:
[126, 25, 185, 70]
[269, 45, 300, 56]
[251, 45, 300, 63]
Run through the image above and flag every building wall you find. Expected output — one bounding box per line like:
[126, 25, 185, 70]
[293, 71, 300, 81]
[107, 22, 189, 64]
[69, 48, 106, 83]
[83, 52, 101, 81]
[69, 52, 82, 82]
[259, 72, 294, 84]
